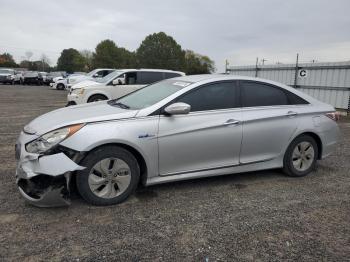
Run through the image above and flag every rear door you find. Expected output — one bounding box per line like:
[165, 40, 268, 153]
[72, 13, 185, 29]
[239, 81, 304, 164]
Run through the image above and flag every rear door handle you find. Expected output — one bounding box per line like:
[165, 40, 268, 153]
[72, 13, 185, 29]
[224, 119, 240, 126]
[286, 111, 298, 117]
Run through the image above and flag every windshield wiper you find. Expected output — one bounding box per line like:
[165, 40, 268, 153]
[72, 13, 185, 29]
[108, 100, 130, 109]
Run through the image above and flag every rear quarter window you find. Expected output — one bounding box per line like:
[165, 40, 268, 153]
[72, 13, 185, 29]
[241, 81, 309, 107]
[164, 72, 182, 79]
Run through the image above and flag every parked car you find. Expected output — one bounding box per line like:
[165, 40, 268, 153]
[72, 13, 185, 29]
[23, 71, 44, 85]
[15, 71, 25, 84]
[51, 73, 86, 90]
[67, 69, 185, 105]
[45, 71, 67, 85]
[67, 69, 115, 88]
[39, 72, 48, 83]
[0, 68, 18, 84]
[15, 75, 340, 207]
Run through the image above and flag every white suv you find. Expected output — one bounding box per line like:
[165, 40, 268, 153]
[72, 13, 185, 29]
[67, 69, 185, 106]
[67, 68, 115, 88]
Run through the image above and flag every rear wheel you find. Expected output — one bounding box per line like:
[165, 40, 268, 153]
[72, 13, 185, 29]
[88, 94, 108, 103]
[76, 146, 140, 206]
[283, 135, 318, 177]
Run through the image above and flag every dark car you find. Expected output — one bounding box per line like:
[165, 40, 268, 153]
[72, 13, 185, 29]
[45, 71, 67, 85]
[23, 71, 44, 85]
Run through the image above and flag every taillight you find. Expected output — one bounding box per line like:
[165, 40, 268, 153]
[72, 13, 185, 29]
[325, 112, 340, 122]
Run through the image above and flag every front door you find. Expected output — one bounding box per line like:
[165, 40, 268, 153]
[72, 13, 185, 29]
[157, 81, 242, 176]
[111, 72, 144, 99]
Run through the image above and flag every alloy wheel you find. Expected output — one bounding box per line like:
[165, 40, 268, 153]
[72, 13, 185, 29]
[88, 157, 131, 198]
[292, 142, 315, 172]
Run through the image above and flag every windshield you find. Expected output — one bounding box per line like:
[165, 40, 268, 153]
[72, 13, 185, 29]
[96, 70, 123, 83]
[0, 69, 12, 74]
[48, 72, 62, 77]
[109, 79, 192, 110]
[86, 69, 99, 77]
[24, 71, 38, 76]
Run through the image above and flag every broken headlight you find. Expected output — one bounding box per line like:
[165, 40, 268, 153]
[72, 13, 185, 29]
[26, 124, 84, 154]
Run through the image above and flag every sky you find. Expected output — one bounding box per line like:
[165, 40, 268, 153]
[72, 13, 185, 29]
[0, 0, 350, 72]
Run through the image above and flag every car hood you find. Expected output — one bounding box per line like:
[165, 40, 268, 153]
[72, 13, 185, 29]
[24, 101, 138, 136]
[71, 80, 101, 89]
[24, 73, 38, 77]
[53, 76, 64, 82]
[69, 75, 91, 83]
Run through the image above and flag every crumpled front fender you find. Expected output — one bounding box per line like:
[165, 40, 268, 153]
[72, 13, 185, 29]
[17, 152, 84, 179]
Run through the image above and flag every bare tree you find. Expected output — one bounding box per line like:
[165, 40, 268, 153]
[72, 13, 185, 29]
[40, 54, 51, 71]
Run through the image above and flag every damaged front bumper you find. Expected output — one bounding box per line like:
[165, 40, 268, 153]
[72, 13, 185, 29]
[15, 132, 85, 207]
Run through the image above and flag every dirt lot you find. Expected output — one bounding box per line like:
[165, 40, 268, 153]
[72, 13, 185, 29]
[0, 85, 349, 261]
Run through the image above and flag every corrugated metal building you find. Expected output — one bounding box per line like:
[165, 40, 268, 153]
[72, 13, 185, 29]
[227, 61, 350, 111]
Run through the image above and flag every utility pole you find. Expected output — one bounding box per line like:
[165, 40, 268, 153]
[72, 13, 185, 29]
[255, 57, 259, 77]
[293, 53, 299, 88]
[225, 59, 229, 74]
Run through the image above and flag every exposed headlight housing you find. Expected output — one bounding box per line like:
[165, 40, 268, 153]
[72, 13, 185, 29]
[72, 88, 84, 95]
[26, 124, 84, 154]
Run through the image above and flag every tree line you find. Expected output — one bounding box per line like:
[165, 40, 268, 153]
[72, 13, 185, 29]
[0, 32, 215, 75]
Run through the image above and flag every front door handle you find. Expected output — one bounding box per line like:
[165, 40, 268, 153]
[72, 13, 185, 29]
[286, 111, 298, 117]
[224, 119, 240, 126]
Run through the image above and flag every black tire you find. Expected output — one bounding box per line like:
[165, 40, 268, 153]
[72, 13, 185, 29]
[76, 146, 140, 206]
[283, 135, 318, 177]
[88, 94, 108, 103]
[56, 83, 65, 90]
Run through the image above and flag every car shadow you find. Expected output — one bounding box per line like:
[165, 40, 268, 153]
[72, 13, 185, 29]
[134, 169, 287, 202]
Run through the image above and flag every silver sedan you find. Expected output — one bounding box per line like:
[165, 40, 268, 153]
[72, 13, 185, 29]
[15, 75, 340, 207]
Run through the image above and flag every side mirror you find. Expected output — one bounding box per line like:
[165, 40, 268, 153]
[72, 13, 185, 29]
[93, 73, 100, 78]
[164, 102, 191, 115]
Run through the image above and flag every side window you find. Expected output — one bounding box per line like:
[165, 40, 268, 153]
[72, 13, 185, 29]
[165, 72, 181, 79]
[241, 81, 288, 107]
[138, 72, 164, 84]
[125, 72, 137, 85]
[286, 91, 309, 105]
[101, 70, 110, 77]
[176, 82, 238, 112]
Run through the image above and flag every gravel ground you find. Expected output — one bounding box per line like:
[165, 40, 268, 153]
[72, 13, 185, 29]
[0, 85, 349, 262]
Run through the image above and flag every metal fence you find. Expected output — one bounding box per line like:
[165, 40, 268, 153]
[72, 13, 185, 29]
[227, 61, 350, 111]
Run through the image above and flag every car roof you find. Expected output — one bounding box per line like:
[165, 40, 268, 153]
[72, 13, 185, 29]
[171, 74, 324, 106]
[173, 74, 270, 82]
[117, 68, 185, 74]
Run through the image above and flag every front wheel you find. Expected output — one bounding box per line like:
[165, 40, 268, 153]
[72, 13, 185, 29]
[76, 146, 140, 206]
[56, 83, 65, 90]
[283, 135, 318, 177]
[88, 94, 108, 103]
